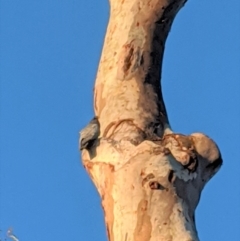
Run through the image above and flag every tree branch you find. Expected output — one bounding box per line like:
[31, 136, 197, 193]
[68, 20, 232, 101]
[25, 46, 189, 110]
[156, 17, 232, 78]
[80, 1, 222, 240]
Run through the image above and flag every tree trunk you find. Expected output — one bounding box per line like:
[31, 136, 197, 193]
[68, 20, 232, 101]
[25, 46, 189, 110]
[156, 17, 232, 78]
[80, 0, 222, 240]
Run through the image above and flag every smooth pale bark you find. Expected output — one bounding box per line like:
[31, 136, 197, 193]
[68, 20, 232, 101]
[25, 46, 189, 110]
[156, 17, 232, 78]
[81, 0, 222, 240]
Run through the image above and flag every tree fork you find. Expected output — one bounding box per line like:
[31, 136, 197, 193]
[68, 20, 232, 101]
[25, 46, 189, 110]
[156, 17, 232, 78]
[80, 0, 222, 240]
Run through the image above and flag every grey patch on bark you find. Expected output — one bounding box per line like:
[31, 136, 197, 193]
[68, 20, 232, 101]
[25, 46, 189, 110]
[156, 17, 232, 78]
[144, 120, 163, 140]
[205, 156, 223, 171]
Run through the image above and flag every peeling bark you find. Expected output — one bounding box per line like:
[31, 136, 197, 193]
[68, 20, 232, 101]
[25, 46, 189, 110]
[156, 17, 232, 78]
[80, 0, 222, 240]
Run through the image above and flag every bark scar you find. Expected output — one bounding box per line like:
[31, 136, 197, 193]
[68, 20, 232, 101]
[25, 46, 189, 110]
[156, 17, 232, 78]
[117, 40, 144, 80]
[162, 134, 198, 172]
[142, 173, 155, 186]
[103, 118, 144, 139]
[149, 181, 167, 190]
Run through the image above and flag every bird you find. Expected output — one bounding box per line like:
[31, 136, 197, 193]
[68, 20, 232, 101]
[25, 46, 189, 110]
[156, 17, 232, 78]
[79, 117, 100, 151]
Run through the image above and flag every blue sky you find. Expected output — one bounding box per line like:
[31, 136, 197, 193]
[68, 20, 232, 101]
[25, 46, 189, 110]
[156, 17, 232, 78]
[0, 1, 239, 241]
